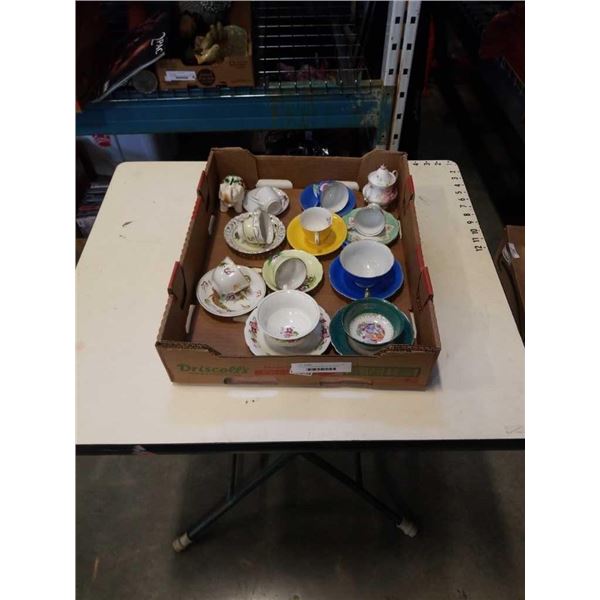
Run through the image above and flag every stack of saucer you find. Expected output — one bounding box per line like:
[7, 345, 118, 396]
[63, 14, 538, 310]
[329, 240, 405, 300]
[244, 290, 331, 356]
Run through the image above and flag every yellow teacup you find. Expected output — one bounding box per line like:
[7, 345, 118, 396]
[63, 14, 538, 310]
[300, 207, 333, 246]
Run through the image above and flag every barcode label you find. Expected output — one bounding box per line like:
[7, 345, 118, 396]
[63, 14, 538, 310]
[164, 70, 196, 82]
[290, 362, 352, 376]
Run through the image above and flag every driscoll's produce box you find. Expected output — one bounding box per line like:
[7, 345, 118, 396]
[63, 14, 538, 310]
[156, 148, 441, 389]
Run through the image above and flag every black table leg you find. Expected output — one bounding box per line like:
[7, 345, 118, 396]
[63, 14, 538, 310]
[174, 451, 418, 552]
[173, 453, 295, 552]
[301, 453, 418, 537]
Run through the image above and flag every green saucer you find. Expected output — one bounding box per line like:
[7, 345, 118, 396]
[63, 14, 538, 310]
[343, 209, 401, 245]
[330, 303, 415, 355]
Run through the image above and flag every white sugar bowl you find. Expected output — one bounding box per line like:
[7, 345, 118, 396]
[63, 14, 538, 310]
[363, 165, 398, 207]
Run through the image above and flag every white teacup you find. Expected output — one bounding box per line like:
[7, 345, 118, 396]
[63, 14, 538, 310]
[300, 207, 333, 246]
[248, 186, 283, 214]
[211, 257, 249, 296]
[320, 181, 349, 213]
[241, 210, 274, 245]
[273, 256, 307, 290]
[353, 205, 386, 237]
[340, 240, 395, 292]
[257, 290, 320, 347]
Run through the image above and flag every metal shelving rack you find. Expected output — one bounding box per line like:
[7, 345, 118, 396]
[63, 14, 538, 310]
[76, 1, 419, 150]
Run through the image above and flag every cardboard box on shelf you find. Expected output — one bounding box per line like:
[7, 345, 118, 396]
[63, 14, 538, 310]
[156, 148, 441, 389]
[495, 225, 525, 341]
[155, 2, 254, 90]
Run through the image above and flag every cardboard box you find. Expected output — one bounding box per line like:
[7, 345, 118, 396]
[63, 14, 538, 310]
[156, 148, 441, 389]
[495, 225, 525, 341]
[155, 2, 254, 90]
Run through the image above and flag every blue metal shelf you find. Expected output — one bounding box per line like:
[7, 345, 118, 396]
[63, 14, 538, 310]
[76, 85, 394, 143]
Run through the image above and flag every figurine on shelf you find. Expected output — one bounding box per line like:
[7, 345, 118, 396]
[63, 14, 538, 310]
[219, 175, 246, 213]
[192, 21, 248, 64]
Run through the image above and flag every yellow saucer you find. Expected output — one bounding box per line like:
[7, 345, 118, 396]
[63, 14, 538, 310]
[287, 213, 348, 256]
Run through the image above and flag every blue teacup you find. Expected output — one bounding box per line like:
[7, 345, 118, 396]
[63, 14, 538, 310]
[339, 240, 395, 291]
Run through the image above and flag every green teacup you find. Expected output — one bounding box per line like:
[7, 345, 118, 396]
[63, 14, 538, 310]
[341, 298, 409, 355]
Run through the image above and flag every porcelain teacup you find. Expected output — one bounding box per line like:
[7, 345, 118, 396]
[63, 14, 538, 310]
[342, 298, 406, 355]
[257, 290, 320, 347]
[248, 186, 283, 214]
[241, 210, 274, 245]
[353, 205, 386, 237]
[320, 181, 349, 213]
[273, 256, 307, 290]
[339, 240, 395, 293]
[211, 257, 250, 296]
[300, 207, 333, 246]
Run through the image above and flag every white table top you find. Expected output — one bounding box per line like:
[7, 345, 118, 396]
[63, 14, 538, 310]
[76, 160, 524, 447]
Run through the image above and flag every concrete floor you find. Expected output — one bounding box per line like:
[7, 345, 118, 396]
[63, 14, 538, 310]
[77, 450, 524, 600]
[76, 78, 523, 598]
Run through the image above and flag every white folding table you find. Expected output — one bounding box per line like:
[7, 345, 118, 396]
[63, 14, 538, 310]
[76, 160, 524, 549]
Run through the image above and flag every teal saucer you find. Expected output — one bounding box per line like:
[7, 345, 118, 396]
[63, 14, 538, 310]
[330, 303, 415, 355]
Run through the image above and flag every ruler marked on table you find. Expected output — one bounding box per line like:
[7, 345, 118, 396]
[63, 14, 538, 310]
[413, 161, 488, 255]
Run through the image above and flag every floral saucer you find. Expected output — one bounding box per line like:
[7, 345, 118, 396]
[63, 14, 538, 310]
[244, 306, 331, 356]
[224, 213, 286, 255]
[343, 209, 401, 245]
[262, 250, 323, 293]
[197, 266, 266, 317]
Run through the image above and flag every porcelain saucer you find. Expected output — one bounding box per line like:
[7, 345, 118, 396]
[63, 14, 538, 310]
[224, 212, 286, 255]
[197, 266, 266, 317]
[300, 182, 356, 217]
[286, 213, 347, 256]
[329, 256, 404, 300]
[330, 304, 414, 355]
[244, 306, 331, 356]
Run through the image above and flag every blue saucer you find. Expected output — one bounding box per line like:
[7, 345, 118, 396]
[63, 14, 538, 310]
[300, 182, 357, 217]
[330, 304, 414, 355]
[329, 256, 405, 300]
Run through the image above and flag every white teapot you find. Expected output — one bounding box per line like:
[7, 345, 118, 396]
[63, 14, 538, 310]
[363, 165, 398, 207]
[219, 175, 246, 213]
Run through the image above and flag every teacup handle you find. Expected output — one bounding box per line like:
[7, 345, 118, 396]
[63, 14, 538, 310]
[391, 170, 398, 180]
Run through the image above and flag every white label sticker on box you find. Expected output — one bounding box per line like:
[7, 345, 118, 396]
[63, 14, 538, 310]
[164, 70, 197, 82]
[290, 362, 352, 376]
